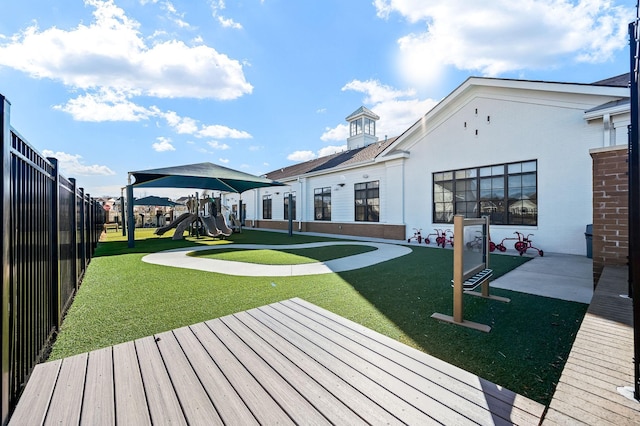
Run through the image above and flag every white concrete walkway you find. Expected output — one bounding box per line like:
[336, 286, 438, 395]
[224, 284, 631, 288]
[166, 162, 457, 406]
[142, 241, 412, 276]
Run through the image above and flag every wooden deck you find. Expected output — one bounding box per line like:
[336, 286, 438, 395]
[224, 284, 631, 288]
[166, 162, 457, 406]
[9, 298, 544, 425]
[543, 266, 640, 425]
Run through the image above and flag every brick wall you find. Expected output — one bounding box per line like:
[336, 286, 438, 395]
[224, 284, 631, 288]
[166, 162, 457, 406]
[590, 146, 629, 284]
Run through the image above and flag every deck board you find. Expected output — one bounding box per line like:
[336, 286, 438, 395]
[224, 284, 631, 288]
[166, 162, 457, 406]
[543, 266, 640, 425]
[7, 359, 60, 425]
[282, 298, 545, 421]
[172, 325, 259, 425]
[43, 352, 87, 426]
[112, 341, 151, 425]
[10, 298, 545, 425]
[134, 335, 186, 425]
[80, 347, 115, 426]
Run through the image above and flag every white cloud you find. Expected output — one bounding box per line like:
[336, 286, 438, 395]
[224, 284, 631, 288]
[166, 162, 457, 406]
[42, 150, 116, 176]
[342, 80, 415, 104]
[318, 145, 346, 157]
[375, 0, 633, 88]
[219, 158, 230, 164]
[320, 123, 349, 142]
[218, 16, 242, 29]
[54, 89, 151, 122]
[0, 0, 252, 100]
[211, 0, 243, 29]
[207, 141, 230, 150]
[152, 137, 175, 152]
[286, 145, 346, 163]
[287, 150, 316, 162]
[198, 124, 252, 139]
[161, 110, 199, 134]
[321, 79, 437, 141]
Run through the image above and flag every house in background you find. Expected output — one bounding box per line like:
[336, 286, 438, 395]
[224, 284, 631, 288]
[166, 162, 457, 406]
[221, 74, 629, 257]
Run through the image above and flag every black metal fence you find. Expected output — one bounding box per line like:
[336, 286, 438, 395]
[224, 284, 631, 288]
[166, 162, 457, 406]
[0, 94, 105, 425]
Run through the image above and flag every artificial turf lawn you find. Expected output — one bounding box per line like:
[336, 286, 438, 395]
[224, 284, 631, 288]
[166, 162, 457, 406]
[190, 244, 377, 264]
[49, 228, 587, 406]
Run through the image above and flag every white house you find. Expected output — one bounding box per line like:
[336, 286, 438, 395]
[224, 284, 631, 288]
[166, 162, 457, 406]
[221, 75, 630, 255]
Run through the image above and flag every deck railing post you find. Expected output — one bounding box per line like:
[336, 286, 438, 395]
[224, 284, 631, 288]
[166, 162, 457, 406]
[0, 94, 12, 426]
[47, 158, 62, 329]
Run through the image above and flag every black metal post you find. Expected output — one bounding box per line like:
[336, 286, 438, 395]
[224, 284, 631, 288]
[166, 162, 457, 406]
[0, 95, 11, 426]
[121, 188, 126, 237]
[288, 193, 293, 237]
[127, 184, 135, 248]
[628, 20, 640, 401]
[47, 158, 61, 329]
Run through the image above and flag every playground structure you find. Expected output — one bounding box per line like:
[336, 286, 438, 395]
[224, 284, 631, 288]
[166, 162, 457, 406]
[431, 215, 510, 332]
[154, 196, 233, 240]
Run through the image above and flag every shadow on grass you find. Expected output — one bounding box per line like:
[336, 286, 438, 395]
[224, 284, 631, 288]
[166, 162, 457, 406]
[85, 228, 586, 405]
[332, 246, 587, 405]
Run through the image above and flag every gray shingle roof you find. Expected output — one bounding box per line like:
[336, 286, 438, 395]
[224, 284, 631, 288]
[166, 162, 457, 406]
[265, 137, 397, 181]
[345, 106, 380, 121]
[591, 73, 629, 87]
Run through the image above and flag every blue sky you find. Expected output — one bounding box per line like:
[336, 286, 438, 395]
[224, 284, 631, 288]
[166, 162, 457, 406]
[0, 0, 635, 198]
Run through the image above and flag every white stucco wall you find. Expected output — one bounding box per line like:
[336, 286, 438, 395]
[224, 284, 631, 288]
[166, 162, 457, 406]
[400, 85, 626, 255]
[224, 79, 628, 256]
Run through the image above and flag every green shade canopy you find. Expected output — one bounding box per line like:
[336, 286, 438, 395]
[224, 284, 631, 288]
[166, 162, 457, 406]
[133, 196, 181, 207]
[130, 162, 285, 193]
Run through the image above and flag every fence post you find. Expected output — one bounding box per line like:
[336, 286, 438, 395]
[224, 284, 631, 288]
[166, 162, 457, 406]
[0, 94, 11, 426]
[47, 158, 62, 329]
[69, 178, 78, 290]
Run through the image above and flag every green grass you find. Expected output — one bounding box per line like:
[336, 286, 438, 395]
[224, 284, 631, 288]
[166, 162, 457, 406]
[190, 245, 377, 264]
[50, 228, 587, 406]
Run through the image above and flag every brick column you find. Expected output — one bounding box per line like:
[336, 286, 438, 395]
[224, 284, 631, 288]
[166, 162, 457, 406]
[590, 146, 629, 285]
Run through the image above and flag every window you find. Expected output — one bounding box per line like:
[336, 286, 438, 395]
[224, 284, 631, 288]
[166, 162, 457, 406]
[314, 187, 331, 220]
[355, 180, 379, 222]
[284, 192, 296, 220]
[350, 119, 363, 137]
[262, 195, 272, 219]
[364, 118, 375, 135]
[433, 160, 537, 225]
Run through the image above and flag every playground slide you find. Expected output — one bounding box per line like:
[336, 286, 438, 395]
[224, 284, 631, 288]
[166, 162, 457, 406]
[200, 216, 223, 238]
[228, 213, 241, 231]
[215, 215, 233, 236]
[155, 212, 192, 236]
[171, 214, 196, 240]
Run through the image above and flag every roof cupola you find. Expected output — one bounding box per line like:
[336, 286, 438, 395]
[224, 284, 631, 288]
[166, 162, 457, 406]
[346, 106, 379, 150]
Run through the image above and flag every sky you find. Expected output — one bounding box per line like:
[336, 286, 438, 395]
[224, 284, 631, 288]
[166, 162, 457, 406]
[0, 0, 635, 199]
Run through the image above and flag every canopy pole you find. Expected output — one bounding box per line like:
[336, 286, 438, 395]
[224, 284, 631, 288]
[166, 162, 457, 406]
[239, 193, 243, 233]
[288, 193, 293, 237]
[120, 187, 126, 237]
[127, 175, 135, 248]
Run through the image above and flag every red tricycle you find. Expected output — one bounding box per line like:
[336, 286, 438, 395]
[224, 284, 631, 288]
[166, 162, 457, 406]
[428, 228, 453, 248]
[408, 228, 423, 244]
[514, 231, 543, 256]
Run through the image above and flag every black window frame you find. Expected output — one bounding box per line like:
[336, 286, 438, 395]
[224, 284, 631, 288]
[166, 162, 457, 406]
[433, 160, 537, 225]
[314, 187, 331, 221]
[262, 195, 272, 219]
[354, 180, 380, 222]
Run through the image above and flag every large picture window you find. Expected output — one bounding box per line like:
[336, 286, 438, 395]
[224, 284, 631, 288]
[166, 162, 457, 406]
[314, 187, 331, 221]
[284, 192, 296, 220]
[355, 180, 379, 222]
[433, 160, 537, 225]
[262, 195, 272, 219]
